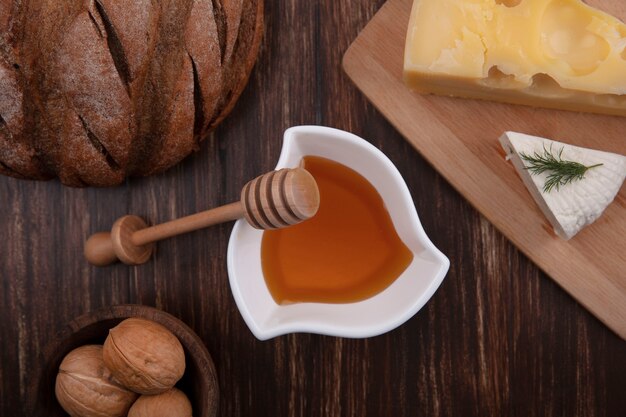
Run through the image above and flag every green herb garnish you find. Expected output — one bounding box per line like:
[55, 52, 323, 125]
[519, 145, 603, 193]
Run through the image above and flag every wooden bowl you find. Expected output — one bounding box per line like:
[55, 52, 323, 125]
[28, 305, 219, 416]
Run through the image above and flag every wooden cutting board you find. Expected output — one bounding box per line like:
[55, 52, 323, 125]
[343, 0, 626, 339]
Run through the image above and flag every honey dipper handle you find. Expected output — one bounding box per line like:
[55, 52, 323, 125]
[85, 203, 244, 266]
[131, 201, 244, 246]
[84, 168, 319, 267]
[85, 215, 154, 266]
[84, 232, 118, 266]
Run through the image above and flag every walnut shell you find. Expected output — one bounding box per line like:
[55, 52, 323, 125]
[55, 345, 137, 417]
[103, 318, 186, 394]
[128, 388, 193, 417]
[0, 0, 263, 186]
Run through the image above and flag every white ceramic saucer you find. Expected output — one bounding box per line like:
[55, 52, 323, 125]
[227, 126, 449, 340]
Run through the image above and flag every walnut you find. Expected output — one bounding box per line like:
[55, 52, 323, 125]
[55, 345, 137, 417]
[128, 388, 193, 417]
[103, 318, 186, 394]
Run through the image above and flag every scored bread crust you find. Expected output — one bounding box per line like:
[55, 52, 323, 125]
[0, 0, 263, 186]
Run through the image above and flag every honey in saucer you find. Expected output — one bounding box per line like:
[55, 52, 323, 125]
[261, 156, 413, 304]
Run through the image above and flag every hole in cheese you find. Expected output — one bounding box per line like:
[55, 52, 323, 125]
[495, 0, 522, 7]
[479, 66, 527, 89]
[540, 0, 610, 75]
[529, 73, 570, 98]
[527, 73, 625, 105]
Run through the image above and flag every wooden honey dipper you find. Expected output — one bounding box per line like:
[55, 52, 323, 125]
[84, 168, 320, 266]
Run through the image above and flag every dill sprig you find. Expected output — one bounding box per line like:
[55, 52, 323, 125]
[519, 145, 603, 193]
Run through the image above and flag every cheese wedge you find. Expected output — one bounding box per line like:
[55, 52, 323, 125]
[499, 132, 626, 239]
[404, 0, 626, 116]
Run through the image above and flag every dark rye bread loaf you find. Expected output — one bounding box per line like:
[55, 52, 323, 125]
[0, 0, 263, 186]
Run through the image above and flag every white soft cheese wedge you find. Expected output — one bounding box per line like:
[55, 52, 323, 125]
[499, 132, 626, 239]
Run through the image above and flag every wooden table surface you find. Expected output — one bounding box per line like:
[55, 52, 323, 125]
[1, 1, 625, 416]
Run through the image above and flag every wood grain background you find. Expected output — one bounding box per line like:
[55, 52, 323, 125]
[1, 1, 625, 416]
